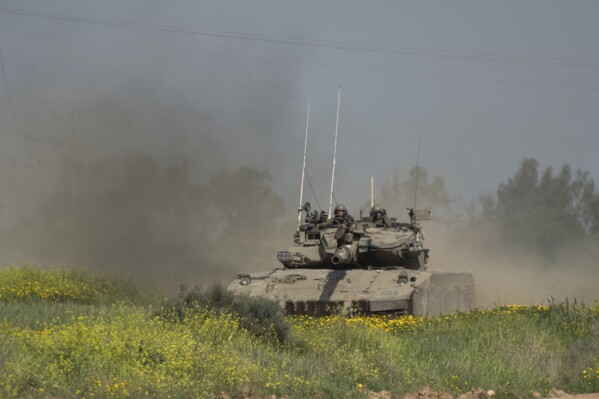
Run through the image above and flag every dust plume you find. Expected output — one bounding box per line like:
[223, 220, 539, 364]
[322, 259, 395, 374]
[372, 163, 599, 307]
[0, 151, 293, 284]
[0, 70, 302, 285]
[430, 223, 599, 308]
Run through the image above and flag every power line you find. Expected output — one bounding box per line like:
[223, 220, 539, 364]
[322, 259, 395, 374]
[26, 136, 65, 146]
[0, 159, 42, 168]
[2, 26, 598, 93]
[1, 6, 599, 70]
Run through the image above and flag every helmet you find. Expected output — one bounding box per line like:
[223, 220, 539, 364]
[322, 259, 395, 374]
[370, 205, 383, 217]
[334, 204, 347, 215]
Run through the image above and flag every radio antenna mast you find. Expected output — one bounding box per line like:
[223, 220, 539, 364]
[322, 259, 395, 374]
[413, 137, 421, 209]
[297, 101, 310, 229]
[328, 86, 341, 219]
[370, 177, 374, 208]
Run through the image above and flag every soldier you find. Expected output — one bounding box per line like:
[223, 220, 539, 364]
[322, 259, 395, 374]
[329, 204, 354, 227]
[370, 205, 392, 228]
[302, 209, 330, 231]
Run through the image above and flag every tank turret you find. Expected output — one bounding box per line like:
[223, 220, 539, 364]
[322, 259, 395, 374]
[276, 203, 428, 270]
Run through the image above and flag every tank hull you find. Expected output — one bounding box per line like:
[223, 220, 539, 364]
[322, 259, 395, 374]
[228, 267, 475, 316]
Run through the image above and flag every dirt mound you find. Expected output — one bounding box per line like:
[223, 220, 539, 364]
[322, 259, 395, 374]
[400, 387, 453, 399]
[223, 387, 599, 399]
[547, 390, 599, 399]
[374, 387, 599, 399]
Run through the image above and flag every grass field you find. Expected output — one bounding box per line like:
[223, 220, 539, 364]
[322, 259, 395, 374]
[0, 265, 598, 399]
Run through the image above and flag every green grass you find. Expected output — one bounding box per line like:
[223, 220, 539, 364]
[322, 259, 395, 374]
[0, 264, 159, 305]
[0, 265, 598, 399]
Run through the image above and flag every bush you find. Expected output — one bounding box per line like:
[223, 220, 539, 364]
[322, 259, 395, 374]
[163, 284, 289, 343]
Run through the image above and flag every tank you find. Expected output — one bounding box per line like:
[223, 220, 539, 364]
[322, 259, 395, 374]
[228, 204, 475, 317]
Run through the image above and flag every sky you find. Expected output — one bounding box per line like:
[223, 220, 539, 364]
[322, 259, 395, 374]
[1, 0, 598, 219]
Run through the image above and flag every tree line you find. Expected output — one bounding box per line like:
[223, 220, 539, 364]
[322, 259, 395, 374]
[5, 155, 285, 281]
[4, 154, 597, 276]
[371, 158, 599, 262]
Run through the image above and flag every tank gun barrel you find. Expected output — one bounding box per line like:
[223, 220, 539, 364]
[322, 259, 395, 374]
[331, 246, 355, 265]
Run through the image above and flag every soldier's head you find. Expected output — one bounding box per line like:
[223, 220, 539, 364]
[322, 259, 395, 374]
[334, 204, 347, 217]
[370, 205, 383, 220]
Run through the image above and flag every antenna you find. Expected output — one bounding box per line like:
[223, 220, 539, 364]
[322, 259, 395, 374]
[297, 101, 310, 229]
[328, 86, 341, 219]
[413, 137, 421, 209]
[370, 176, 374, 208]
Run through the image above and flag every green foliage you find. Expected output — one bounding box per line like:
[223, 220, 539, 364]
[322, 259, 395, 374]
[1, 266, 599, 398]
[0, 302, 119, 330]
[474, 158, 599, 259]
[164, 284, 289, 344]
[0, 265, 157, 305]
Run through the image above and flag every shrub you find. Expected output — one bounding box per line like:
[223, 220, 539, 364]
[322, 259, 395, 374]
[163, 284, 289, 343]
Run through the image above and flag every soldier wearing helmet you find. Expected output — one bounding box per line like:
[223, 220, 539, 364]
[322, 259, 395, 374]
[370, 205, 392, 228]
[329, 204, 354, 227]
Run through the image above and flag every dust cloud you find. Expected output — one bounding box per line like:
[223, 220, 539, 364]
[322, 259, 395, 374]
[427, 221, 599, 308]
[3, 136, 598, 304]
[0, 151, 293, 286]
[0, 73, 300, 286]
